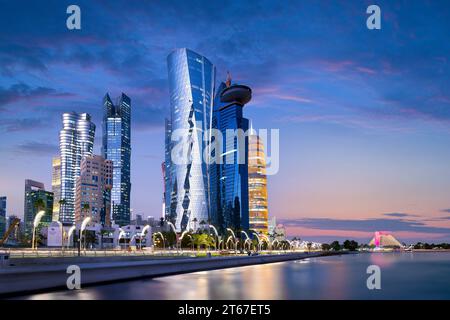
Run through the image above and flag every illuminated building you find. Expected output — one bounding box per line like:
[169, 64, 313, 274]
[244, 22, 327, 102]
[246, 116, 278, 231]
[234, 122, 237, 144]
[102, 93, 131, 227]
[51, 156, 61, 221]
[369, 231, 403, 248]
[166, 48, 215, 231]
[59, 112, 96, 224]
[210, 74, 251, 233]
[75, 155, 113, 225]
[248, 129, 269, 234]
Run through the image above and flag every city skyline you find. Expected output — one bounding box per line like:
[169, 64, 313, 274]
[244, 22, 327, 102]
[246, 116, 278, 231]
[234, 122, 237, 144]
[1, 0, 450, 243]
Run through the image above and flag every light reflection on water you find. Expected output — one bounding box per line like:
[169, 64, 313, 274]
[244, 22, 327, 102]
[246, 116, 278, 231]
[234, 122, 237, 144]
[19, 252, 450, 300]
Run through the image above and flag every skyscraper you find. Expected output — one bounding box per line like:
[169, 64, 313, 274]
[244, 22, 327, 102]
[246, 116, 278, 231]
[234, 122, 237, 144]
[248, 129, 269, 234]
[166, 48, 216, 231]
[24, 180, 53, 235]
[75, 155, 113, 225]
[102, 93, 131, 226]
[24, 179, 45, 235]
[59, 112, 96, 224]
[51, 156, 61, 221]
[210, 76, 251, 233]
[163, 118, 173, 220]
[0, 196, 6, 239]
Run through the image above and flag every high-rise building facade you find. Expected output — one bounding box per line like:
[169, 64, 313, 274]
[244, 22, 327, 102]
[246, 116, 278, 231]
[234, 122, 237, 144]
[51, 156, 61, 221]
[24, 179, 45, 235]
[0, 196, 6, 239]
[75, 155, 113, 225]
[210, 77, 251, 233]
[248, 130, 269, 234]
[24, 180, 53, 235]
[59, 112, 96, 224]
[102, 93, 131, 226]
[166, 48, 216, 231]
[163, 118, 172, 220]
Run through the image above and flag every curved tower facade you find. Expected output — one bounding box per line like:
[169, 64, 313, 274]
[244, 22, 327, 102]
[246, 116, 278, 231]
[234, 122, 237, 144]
[59, 112, 95, 224]
[248, 129, 269, 234]
[167, 48, 216, 231]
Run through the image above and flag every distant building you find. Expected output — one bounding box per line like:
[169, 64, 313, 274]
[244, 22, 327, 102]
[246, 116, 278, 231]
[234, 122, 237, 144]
[75, 155, 113, 225]
[273, 224, 286, 241]
[248, 128, 269, 234]
[369, 231, 403, 248]
[102, 93, 131, 227]
[51, 156, 61, 221]
[0, 196, 6, 239]
[24, 180, 53, 236]
[59, 112, 96, 224]
[268, 216, 277, 235]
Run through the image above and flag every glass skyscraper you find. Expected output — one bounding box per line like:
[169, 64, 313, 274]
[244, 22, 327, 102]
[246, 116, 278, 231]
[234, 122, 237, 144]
[166, 48, 215, 231]
[24, 180, 53, 235]
[210, 77, 251, 233]
[102, 93, 131, 227]
[59, 112, 96, 224]
[0, 196, 6, 239]
[51, 156, 61, 221]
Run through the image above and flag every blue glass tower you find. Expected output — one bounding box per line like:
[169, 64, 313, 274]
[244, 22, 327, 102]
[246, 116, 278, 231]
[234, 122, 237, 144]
[166, 48, 216, 231]
[210, 77, 251, 233]
[102, 93, 131, 227]
[0, 196, 6, 239]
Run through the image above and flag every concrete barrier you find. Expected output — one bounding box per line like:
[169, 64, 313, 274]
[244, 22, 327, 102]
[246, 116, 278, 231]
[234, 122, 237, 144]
[0, 252, 336, 297]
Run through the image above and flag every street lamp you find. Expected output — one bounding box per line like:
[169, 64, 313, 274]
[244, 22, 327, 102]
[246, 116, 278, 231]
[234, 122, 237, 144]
[253, 232, 261, 251]
[140, 225, 151, 250]
[54, 220, 65, 252]
[80, 217, 91, 251]
[209, 225, 219, 250]
[241, 231, 251, 251]
[32, 210, 45, 250]
[67, 226, 76, 249]
[153, 232, 165, 252]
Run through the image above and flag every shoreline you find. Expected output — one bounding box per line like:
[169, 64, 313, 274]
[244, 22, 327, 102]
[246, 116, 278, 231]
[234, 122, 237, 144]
[0, 252, 341, 298]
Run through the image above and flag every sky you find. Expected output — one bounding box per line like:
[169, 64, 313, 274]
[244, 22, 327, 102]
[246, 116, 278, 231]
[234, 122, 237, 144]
[1, 0, 450, 243]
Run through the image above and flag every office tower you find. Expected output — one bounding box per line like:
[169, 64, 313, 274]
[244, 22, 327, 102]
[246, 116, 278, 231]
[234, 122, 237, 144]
[248, 129, 269, 234]
[166, 48, 216, 231]
[102, 93, 131, 227]
[59, 112, 96, 224]
[51, 156, 61, 221]
[75, 155, 113, 225]
[163, 118, 172, 220]
[0, 196, 6, 239]
[24, 179, 45, 235]
[210, 75, 251, 233]
[24, 180, 53, 235]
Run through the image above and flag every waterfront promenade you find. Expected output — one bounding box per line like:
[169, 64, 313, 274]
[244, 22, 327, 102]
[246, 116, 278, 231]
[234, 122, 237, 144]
[0, 251, 338, 297]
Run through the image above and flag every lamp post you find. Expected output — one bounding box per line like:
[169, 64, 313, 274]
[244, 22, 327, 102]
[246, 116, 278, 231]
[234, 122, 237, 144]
[80, 217, 91, 253]
[54, 220, 65, 253]
[209, 225, 219, 251]
[241, 231, 251, 251]
[226, 228, 238, 253]
[140, 225, 150, 250]
[67, 226, 76, 249]
[253, 232, 261, 252]
[32, 210, 45, 250]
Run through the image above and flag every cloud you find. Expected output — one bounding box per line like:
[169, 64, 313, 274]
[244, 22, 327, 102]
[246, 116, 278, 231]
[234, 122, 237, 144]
[0, 118, 46, 132]
[14, 141, 59, 156]
[0, 83, 73, 109]
[278, 217, 450, 235]
[383, 213, 418, 218]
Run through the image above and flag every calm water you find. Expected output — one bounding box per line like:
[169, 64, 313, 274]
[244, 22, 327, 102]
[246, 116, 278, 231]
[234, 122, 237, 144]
[21, 252, 450, 300]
